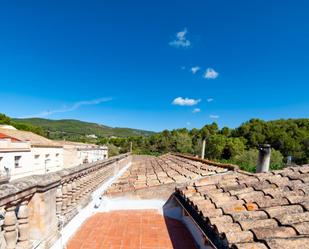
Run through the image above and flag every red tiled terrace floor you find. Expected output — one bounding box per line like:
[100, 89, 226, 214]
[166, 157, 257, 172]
[66, 210, 198, 249]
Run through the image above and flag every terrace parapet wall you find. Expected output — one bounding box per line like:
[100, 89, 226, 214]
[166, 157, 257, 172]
[0, 153, 131, 249]
[171, 153, 239, 171]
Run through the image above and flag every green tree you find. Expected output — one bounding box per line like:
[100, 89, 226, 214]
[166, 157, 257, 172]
[205, 134, 226, 159]
[233, 149, 284, 172]
[173, 130, 193, 154]
[0, 113, 12, 124]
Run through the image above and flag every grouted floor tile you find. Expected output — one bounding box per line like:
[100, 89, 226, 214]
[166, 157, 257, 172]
[66, 210, 198, 249]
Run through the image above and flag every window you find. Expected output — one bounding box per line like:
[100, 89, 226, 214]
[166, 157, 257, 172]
[34, 155, 40, 165]
[15, 156, 22, 168]
[55, 153, 59, 158]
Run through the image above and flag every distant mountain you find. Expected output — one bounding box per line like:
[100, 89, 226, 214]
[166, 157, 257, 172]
[13, 118, 155, 139]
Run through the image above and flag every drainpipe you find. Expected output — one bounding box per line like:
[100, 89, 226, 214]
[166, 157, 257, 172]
[256, 144, 271, 173]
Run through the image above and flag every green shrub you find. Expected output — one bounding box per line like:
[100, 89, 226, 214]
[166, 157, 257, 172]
[232, 148, 284, 172]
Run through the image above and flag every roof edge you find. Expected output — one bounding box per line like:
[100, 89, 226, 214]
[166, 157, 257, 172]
[172, 153, 239, 171]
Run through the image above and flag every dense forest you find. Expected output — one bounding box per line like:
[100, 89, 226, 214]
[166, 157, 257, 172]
[1, 113, 308, 172]
[98, 119, 309, 172]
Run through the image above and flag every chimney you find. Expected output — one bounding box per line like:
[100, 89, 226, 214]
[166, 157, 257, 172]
[201, 139, 206, 159]
[256, 144, 271, 173]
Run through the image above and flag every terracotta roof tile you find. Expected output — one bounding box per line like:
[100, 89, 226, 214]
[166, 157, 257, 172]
[265, 237, 309, 249]
[214, 221, 242, 234]
[255, 197, 289, 208]
[229, 210, 268, 222]
[263, 204, 304, 218]
[292, 222, 309, 235]
[232, 242, 268, 249]
[223, 231, 254, 244]
[0, 128, 61, 147]
[276, 211, 309, 225]
[175, 164, 309, 248]
[238, 218, 278, 230]
[106, 154, 234, 195]
[251, 226, 296, 240]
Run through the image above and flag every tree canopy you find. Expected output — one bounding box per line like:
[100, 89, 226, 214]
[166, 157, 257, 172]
[1, 113, 308, 172]
[98, 119, 309, 171]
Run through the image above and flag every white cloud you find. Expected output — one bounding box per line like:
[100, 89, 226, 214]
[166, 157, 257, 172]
[192, 108, 201, 113]
[186, 122, 191, 126]
[22, 97, 112, 118]
[204, 68, 219, 79]
[169, 28, 191, 48]
[207, 98, 214, 102]
[191, 66, 200, 74]
[172, 97, 201, 106]
[209, 114, 219, 119]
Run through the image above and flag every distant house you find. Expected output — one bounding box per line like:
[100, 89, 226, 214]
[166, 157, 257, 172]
[56, 140, 108, 168]
[0, 126, 63, 180]
[86, 134, 98, 139]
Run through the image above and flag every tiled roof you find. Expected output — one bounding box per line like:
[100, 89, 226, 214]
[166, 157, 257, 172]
[0, 132, 20, 142]
[0, 128, 62, 147]
[106, 154, 233, 195]
[55, 140, 107, 148]
[175, 165, 309, 249]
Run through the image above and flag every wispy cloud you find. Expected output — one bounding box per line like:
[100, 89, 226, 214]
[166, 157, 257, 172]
[209, 114, 219, 119]
[169, 28, 191, 48]
[192, 108, 201, 113]
[204, 68, 219, 79]
[172, 97, 201, 106]
[186, 121, 191, 126]
[207, 98, 214, 102]
[21, 97, 112, 118]
[191, 66, 200, 74]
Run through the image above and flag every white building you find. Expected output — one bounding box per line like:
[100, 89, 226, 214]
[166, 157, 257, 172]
[56, 141, 108, 168]
[0, 126, 63, 180]
[0, 125, 109, 180]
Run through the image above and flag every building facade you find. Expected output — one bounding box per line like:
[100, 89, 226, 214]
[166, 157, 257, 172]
[57, 141, 108, 168]
[0, 126, 109, 180]
[0, 126, 63, 180]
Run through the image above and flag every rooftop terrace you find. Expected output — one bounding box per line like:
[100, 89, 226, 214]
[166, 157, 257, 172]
[0, 153, 308, 249]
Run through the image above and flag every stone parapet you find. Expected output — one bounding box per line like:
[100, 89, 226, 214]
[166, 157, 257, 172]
[0, 153, 131, 249]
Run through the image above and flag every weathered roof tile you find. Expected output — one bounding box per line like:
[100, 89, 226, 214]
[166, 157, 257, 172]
[292, 222, 309, 235]
[170, 160, 309, 248]
[232, 242, 268, 249]
[266, 237, 309, 249]
[224, 231, 254, 244]
[263, 205, 304, 218]
[229, 210, 268, 222]
[276, 211, 309, 225]
[238, 218, 278, 230]
[251, 226, 296, 240]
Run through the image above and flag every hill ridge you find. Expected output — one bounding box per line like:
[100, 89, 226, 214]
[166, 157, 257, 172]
[13, 117, 155, 139]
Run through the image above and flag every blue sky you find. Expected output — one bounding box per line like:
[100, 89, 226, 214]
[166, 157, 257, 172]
[0, 0, 308, 132]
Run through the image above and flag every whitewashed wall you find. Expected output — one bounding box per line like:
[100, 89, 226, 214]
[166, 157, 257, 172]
[0, 150, 32, 180]
[0, 146, 63, 180]
[31, 147, 63, 174]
